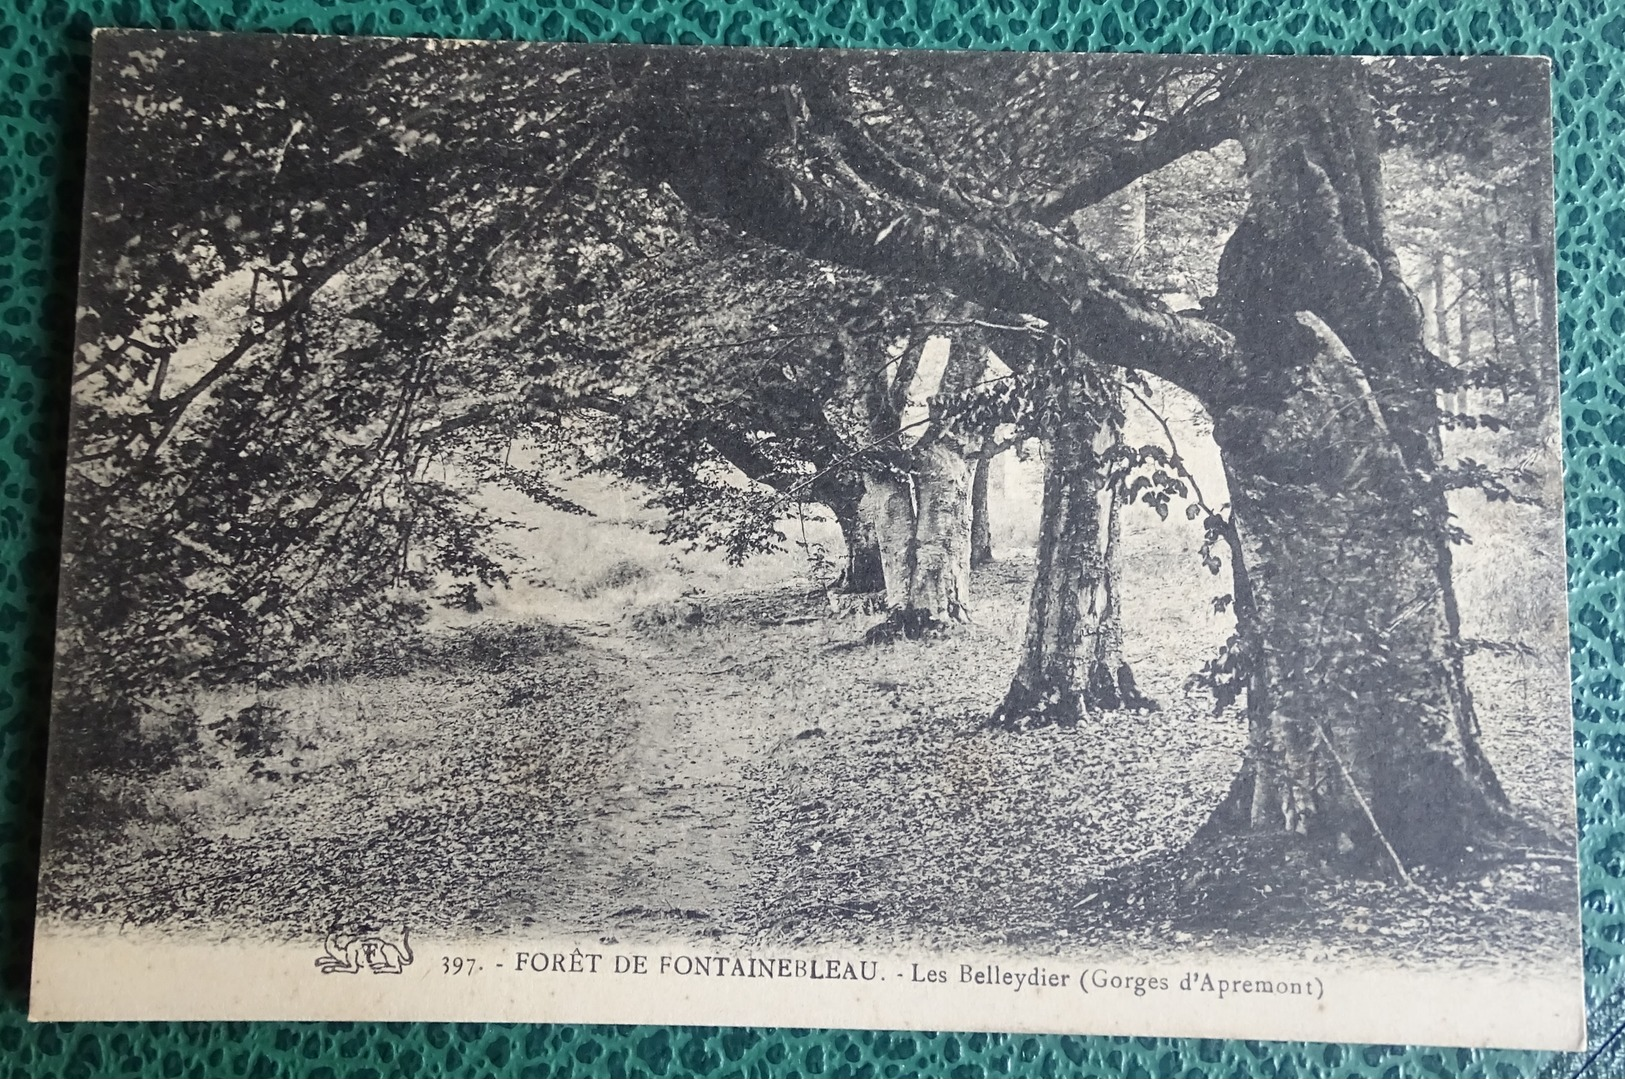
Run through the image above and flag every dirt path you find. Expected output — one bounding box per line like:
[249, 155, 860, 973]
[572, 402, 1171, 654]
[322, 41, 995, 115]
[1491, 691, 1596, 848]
[496, 570, 1250, 949]
[44, 567, 1579, 973]
[528, 618, 774, 941]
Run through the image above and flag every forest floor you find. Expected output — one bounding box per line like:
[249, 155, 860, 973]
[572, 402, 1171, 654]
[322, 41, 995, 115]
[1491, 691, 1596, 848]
[40, 551, 1580, 971]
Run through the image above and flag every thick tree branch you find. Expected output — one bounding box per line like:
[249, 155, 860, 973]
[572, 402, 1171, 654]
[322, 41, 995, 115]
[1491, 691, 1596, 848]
[1031, 81, 1242, 224]
[643, 125, 1239, 399]
[695, 422, 803, 494]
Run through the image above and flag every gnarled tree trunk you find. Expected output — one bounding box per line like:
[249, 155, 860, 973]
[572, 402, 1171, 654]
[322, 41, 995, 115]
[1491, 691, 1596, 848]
[845, 325, 982, 639]
[860, 471, 915, 612]
[992, 399, 1156, 727]
[832, 501, 886, 594]
[1197, 65, 1510, 872]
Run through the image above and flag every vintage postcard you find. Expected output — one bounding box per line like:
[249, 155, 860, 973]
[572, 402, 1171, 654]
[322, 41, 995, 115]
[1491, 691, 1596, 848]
[32, 30, 1581, 1048]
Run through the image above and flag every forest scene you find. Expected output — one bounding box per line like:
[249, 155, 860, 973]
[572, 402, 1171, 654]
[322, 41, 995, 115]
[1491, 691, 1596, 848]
[38, 32, 1577, 971]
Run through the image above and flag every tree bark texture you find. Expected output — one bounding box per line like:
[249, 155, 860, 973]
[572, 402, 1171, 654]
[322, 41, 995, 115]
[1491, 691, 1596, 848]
[909, 444, 974, 625]
[1200, 65, 1509, 870]
[1087, 485, 1159, 712]
[838, 327, 982, 636]
[970, 442, 995, 568]
[858, 447, 974, 637]
[830, 494, 887, 594]
[859, 472, 916, 614]
[633, 89, 1240, 401]
[992, 373, 1113, 729]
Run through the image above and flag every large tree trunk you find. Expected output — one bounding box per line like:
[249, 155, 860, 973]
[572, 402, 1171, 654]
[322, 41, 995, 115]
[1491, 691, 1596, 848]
[992, 373, 1112, 729]
[1198, 65, 1511, 872]
[849, 326, 981, 640]
[1086, 488, 1125, 710]
[991, 406, 1156, 727]
[1201, 314, 1508, 868]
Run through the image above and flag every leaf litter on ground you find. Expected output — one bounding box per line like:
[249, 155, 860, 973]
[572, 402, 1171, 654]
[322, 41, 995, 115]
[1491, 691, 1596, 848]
[42, 554, 1578, 974]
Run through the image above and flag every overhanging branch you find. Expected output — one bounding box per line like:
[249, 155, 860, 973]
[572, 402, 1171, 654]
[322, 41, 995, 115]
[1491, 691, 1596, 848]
[1032, 76, 1243, 224]
[654, 142, 1238, 396]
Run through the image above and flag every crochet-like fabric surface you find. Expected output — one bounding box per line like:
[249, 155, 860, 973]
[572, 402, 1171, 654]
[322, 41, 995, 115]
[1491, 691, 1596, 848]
[1, 1, 1621, 1075]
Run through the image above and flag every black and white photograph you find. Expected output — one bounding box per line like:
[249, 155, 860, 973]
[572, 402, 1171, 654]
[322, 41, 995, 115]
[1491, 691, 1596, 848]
[32, 31, 1581, 1046]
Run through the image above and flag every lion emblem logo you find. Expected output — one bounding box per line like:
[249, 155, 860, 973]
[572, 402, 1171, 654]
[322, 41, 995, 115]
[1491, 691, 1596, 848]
[315, 924, 413, 974]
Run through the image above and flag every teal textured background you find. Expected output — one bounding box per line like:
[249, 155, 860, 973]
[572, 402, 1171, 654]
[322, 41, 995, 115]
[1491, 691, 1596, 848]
[1, 1, 1621, 1076]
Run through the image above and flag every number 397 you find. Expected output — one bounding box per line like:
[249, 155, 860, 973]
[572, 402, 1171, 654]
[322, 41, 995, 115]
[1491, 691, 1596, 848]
[442, 957, 478, 975]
